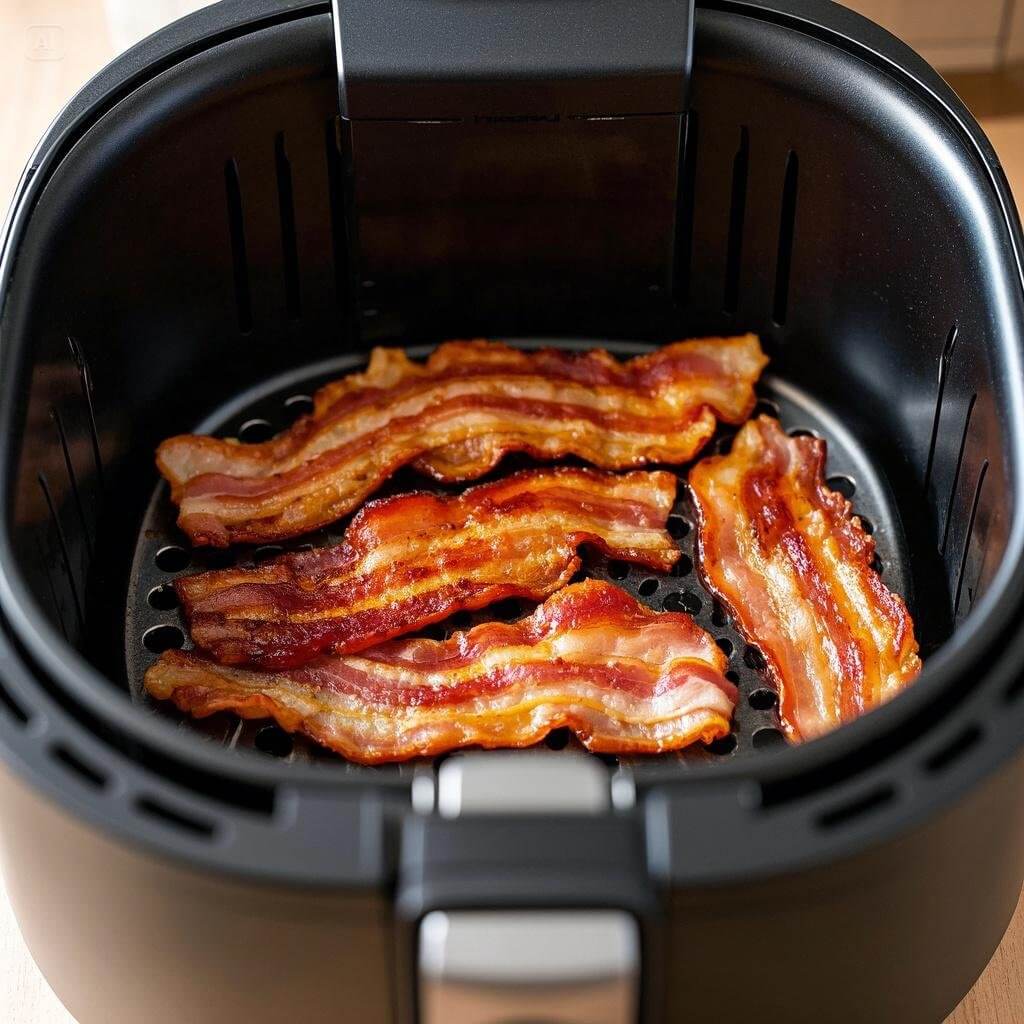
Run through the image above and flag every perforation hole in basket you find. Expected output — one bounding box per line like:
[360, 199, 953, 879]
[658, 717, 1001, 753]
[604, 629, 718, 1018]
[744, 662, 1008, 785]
[284, 393, 314, 418]
[143, 624, 185, 654]
[827, 475, 857, 499]
[147, 583, 179, 611]
[708, 733, 737, 756]
[714, 431, 737, 455]
[749, 688, 779, 711]
[744, 644, 766, 670]
[664, 591, 701, 615]
[545, 728, 571, 751]
[672, 553, 693, 578]
[752, 726, 787, 750]
[667, 514, 691, 539]
[155, 545, 190, 572]
[255, 725, 294, 758]
[238, 418, 274, 443]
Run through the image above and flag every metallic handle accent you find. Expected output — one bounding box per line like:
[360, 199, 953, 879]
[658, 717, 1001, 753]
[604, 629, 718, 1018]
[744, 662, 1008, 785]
[435, 751, 613, 817]
[418, 910, 640, 1024]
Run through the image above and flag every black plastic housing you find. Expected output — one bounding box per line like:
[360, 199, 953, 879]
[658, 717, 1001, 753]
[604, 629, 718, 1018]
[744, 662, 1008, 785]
[1, 2, 1024, 1022]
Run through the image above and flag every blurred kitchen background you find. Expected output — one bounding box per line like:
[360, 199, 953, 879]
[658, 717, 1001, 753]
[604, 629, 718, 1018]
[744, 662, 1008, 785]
[6, 1, 1024, 211]
[2, 2, 1024, 1023]
[6, 1, 1024, 208]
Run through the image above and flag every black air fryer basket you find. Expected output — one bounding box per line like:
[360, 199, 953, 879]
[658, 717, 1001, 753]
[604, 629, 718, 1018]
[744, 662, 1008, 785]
[2, 1, 1024, 1022]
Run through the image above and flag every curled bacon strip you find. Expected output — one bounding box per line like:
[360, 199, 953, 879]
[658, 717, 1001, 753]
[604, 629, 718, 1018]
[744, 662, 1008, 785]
[157, 336, 767, 546]
[177, 468, 679, 669]
[689, 416, 921, 742]
[145, 580, 736, 763]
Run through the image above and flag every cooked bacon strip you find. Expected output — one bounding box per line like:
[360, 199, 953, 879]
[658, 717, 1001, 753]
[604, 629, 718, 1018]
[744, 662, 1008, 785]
[689, 416, 921, 742]
[145, 579, 736, 763]
[157, 336, 767, 546]
[176, 468, 679, 669]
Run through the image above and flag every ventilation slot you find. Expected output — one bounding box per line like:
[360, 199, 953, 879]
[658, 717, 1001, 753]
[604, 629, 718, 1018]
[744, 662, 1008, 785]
[924, 724, 982, 774]
[954, 460, 989, 618]
[923, 323, 959, 494]
[37, 473, 84, 631]
[51, 743, 108, 790]
[136, 796, 215, 839]
[224, 158, 253, 334]
[940, 394, 977, 556]
[672, 109, 699, 304]
[37, 537, 68, 640]
[325, 116, 352, 310]
[67, 336, 103, 489]
[274, 132, 301, 319]
[772, 150, 799, 326]
[0, 679, 29, 726]
[51, 405, 93, 559]
[817, 783, 895, 830]
[723, 126, 749, 313]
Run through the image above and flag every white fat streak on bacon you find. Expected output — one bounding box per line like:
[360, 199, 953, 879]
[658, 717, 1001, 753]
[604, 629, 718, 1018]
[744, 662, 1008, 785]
[145, 580, 737, 764]
[689, 416, 921, 742]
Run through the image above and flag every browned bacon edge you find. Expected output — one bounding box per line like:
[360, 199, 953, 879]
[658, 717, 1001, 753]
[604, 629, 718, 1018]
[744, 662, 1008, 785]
[689, 415, 921, 743]
[145, 579, 737, 764]
[176, 467, 680, 669]
[156, 336, 767, 546]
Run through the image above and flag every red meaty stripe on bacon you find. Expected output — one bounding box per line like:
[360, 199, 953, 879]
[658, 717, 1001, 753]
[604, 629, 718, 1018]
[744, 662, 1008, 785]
[145, 579, 737, 764]
[176, 468, 680, 669]
[156, 336, 767, 546]
[689, 416, 921, 742]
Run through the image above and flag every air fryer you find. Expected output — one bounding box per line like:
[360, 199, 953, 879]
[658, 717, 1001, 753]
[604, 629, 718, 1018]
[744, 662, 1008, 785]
[1, 1, 1024, 1022]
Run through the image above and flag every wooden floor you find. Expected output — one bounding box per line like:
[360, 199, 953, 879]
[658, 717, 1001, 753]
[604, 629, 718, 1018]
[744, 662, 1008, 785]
[2, 2, 1024, 1022]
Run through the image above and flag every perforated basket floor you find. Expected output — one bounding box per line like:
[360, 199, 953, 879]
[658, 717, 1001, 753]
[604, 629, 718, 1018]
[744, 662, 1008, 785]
[125, 341, 910, 781]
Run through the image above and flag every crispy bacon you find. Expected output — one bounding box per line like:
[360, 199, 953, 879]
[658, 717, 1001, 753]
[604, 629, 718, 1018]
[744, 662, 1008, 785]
[145, 579, 736, 763]
[176, 468, 680, 669]
[157, 336, 767, 546]
[689, 416, 921, 742]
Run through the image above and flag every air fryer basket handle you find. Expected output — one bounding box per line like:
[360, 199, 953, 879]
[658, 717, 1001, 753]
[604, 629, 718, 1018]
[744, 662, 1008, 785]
[397, 813, 658, 1024]
[393, 753, 661, 1024]
[331, 0, 694, 120]
[328, 0, 696, 337]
